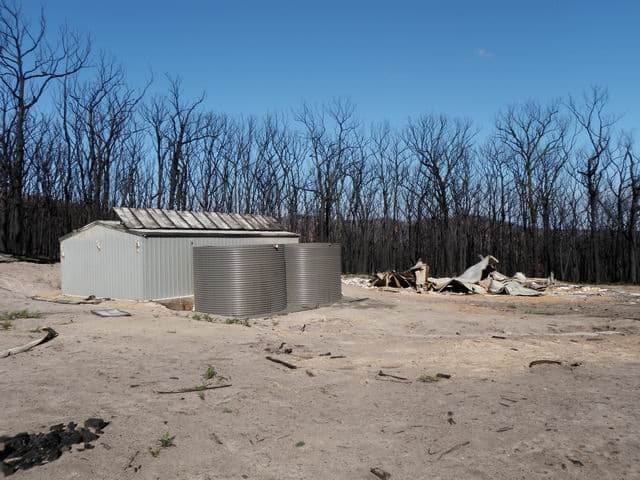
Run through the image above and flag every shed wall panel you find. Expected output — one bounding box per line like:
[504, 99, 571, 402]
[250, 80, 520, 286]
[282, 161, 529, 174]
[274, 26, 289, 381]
[143, 235, 298, 300]
[61, 225, 144, 299]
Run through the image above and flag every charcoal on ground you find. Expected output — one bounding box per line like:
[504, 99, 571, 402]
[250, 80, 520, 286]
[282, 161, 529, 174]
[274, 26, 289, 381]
[0, 418, 109, 475]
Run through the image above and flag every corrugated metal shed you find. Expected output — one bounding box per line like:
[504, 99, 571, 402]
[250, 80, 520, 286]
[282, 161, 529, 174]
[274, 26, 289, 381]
[61, 208, 298, 300]
[60, 222, 145, 299]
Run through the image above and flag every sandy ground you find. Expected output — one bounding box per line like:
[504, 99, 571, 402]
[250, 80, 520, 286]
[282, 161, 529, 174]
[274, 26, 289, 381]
[1, 261, 639, 479]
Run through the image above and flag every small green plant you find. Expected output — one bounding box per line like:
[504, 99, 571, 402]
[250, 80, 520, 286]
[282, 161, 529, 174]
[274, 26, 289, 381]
[295, 441, 305, 447]
[149, 432, 175, 457]
[159, 432, 175, 448]
[197, 391, 205, 400]
[1, 319, 12, 330]
[224, 317, 250, 327]
[193, 312, 215, 322]
[192, 312, 250, 327]
[203, 365, 217, 381]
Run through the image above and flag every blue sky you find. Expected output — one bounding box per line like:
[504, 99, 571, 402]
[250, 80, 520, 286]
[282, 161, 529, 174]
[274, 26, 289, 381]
[21, 0, 640, 134]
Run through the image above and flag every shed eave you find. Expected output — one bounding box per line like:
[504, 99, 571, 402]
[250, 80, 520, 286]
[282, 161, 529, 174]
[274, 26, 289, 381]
[59, 221, 124, 242]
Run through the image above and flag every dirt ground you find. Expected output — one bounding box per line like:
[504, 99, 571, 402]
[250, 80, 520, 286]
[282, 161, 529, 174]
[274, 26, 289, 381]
[1, 261, 639, 479]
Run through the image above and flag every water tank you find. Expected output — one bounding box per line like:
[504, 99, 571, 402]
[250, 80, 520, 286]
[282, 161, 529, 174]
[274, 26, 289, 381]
[193, 245, 286, 316]
[284, 243, 342, 308]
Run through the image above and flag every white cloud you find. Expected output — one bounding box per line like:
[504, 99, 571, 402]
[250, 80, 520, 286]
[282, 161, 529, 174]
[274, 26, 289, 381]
[475, 48, 495, 59]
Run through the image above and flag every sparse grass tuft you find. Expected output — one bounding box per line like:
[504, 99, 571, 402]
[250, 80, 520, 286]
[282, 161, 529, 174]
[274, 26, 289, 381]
[1, 310, 44, 331]
[417, 374, 439, 383]
[203, 365, 217, 381]
[192, 312, 250, 327]
[149, 432, 175, 457]
[159, 432, 175, 448]
[224, 317, 250, 327]
[523, 309, 555, 315]
[192, 312, 213, 322]
[1, 309, 43, 321]
[295, 441, 305, 447]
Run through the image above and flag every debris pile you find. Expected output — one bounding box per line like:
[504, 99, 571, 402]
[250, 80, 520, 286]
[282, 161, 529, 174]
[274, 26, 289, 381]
[341, 276, 374, 289]
[31, 293, 104, 305]
[367, 255, 551, 296]
[370, 271, 415, 288]
[1, 418, 109, 475]
[429, 255, 547, 296]
[369, 258, 431, 292]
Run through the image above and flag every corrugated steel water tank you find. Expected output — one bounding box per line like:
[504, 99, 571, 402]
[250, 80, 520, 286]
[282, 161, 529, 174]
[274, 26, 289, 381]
[193, 245, 287, 316]
[284, 243, 342, 308]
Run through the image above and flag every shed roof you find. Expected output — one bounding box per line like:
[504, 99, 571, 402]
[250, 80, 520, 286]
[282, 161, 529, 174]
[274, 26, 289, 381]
[60, 209, 298, 241]
[114, 207, 283, 231]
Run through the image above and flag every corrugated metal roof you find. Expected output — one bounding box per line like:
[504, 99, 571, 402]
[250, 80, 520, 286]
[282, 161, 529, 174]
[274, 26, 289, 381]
[114, 207, 284, 231]
[129, 229, 298, 238]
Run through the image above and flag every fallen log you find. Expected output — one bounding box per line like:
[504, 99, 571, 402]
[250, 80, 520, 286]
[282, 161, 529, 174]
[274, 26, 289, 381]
[438, 440, 470, 460]
[529, 359, 562, 368]
[265, 356, 298, 369]
[370, 467, 391, 479]
[0, 327, 58, 358]
[375, 376, 410, 384]
[156, 384, 232, 394]
[377, 370, 409, 381]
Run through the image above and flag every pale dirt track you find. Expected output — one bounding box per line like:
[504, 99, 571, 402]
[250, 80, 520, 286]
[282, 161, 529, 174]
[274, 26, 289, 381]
[1, 261, 639, 479]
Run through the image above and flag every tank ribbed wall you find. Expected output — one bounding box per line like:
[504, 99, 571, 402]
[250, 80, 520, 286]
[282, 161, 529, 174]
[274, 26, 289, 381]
[193, 245, 286, 316]
[284, 243, 342, 308]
